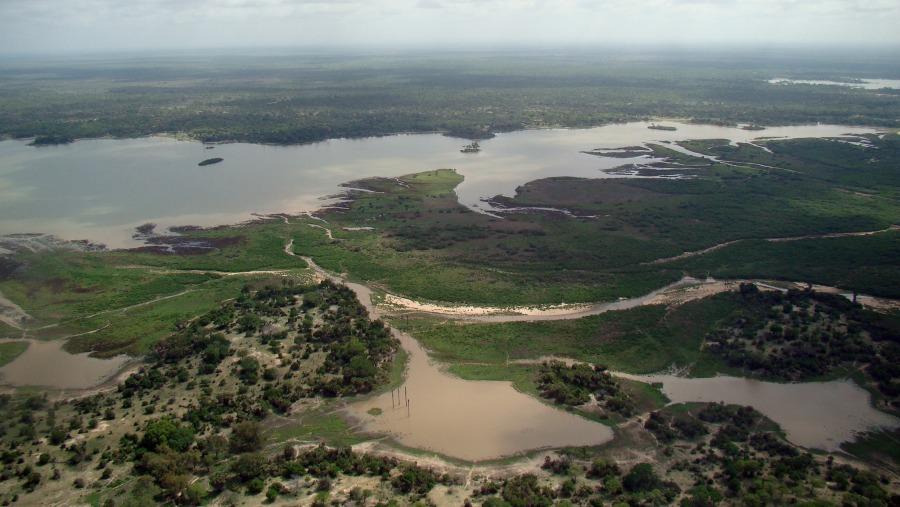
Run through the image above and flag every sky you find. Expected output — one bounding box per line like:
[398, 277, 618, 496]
[1, 0, 899, 54]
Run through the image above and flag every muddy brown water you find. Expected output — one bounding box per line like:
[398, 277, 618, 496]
[299, 257, 900, 458]
[616, 373, 899, 453]
[348, 334, 614, 462]
[0, 338, 130, 390]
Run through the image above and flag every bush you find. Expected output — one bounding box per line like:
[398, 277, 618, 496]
[246, 477, 265, 494]
[623, 463, 660, 493]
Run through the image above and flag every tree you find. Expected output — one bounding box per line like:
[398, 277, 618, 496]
[140, 419, 195, 453]
[200, 435, 229, 460]
[623, 463, 660, 493]
[229, 421, 264, 453]
[231, 452, 267, 482]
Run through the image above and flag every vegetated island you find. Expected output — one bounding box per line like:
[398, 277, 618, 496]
[27, 135, 74, 146]
[648, 124, 677, 131]
[198, 157, 224, 166]
[460, 141, 481, 153]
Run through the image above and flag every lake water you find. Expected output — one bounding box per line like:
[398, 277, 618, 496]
[768, 78, 900, 90]
[0, 338, 131, 390]
[0, 122, 877, 249]
[617, 373, 899, 452]
[348, 333, 614, 462]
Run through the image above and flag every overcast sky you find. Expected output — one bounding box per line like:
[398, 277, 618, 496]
[1, 0, 898, 54]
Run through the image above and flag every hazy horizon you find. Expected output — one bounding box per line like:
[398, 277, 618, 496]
[2, 0, 899, 56]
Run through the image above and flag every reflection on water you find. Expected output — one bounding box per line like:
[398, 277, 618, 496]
[0, 339, 130, 389]
[0, 123, 878, 248]
[349, 334, 614, 461]
[617, 373, 899, 452]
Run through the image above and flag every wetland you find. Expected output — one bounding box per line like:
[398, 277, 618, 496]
[0, 50, 898, 506]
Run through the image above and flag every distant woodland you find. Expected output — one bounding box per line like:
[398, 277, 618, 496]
[1, 48, 898, 145]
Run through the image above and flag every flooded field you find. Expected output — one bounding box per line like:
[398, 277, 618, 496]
[349, 334, 614, 462]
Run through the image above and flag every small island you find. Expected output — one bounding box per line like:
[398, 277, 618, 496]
[460, 141, 481, 153]
[198, 157, 224, 166]
[647, 124, 677, 131]
[28, 135, 74, 146]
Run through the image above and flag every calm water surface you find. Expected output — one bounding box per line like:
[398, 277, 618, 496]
[0, 123, 877, 248]
[0, 339, 130, 389]
[768, 78, 900, 90]
[349, 334, 614, 461]
[617, 373, 899, 452]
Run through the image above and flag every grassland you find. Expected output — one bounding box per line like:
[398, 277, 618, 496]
[0, 341, 28, 367]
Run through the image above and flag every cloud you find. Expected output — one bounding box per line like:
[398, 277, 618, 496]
[0, 0, 898, 53]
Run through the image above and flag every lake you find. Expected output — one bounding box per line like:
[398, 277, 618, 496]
[0, 338, 131, 390]
[0, 122, 877, 249]
[348, 334, 614, 462]
[616, 373, 899, 453]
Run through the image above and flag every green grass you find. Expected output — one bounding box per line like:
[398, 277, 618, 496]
[407, 295, 742, 376]
[841, 428, 900, 469]
[289, 136, 899, 307]
[0, 341, 29, 367]
[626, 379, 670, 409]
[268, 410, 364, 448]
[447, 363, 537, 383]
[671, 232, 900, 298]
[0, 322, 21, 340]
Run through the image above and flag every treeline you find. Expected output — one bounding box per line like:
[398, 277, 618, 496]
[2, 52, 899, 145]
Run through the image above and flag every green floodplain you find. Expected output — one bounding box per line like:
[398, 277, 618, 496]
[0, 49, 898, 506]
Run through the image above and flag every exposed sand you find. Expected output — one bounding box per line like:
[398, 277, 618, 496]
[0, 289, 32, 330]
[381, 294, 591, 317]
